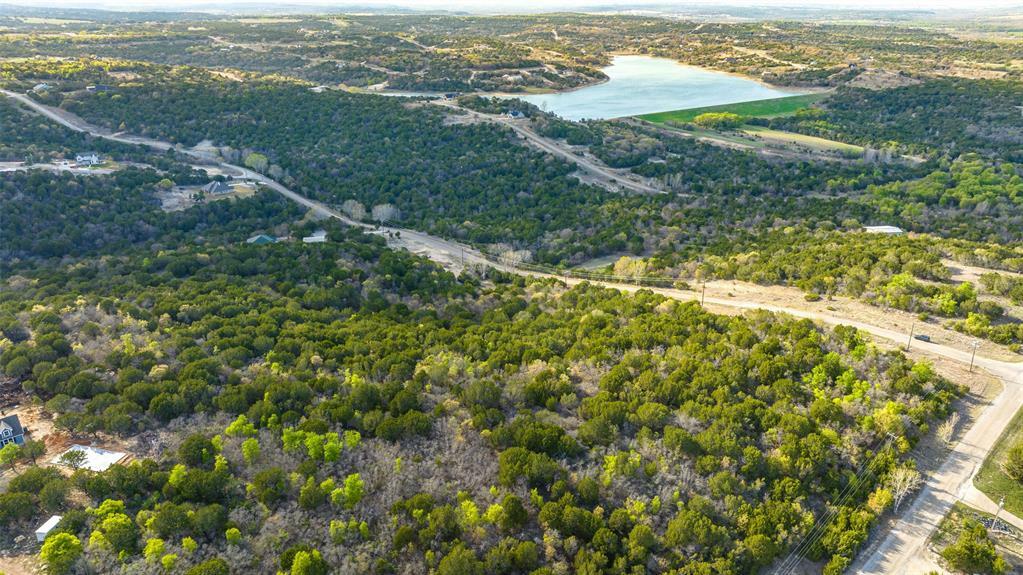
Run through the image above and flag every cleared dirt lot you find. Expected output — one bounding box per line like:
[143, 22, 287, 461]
[693, 278, 1020, 362]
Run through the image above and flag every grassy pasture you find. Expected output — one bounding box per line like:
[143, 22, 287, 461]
[637, 92, 828, 124]
[741, 125, 864, 155]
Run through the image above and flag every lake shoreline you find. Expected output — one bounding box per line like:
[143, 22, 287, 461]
[604, 51, 808, 93]
[350, 56, 825, 118]
[485, 54, 810, 98]
[508, 55, 809, 121]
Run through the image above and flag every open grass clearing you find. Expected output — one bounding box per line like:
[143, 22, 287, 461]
[740, 125, 864, 156]
[636, 92, 828, 124]
[642, 119, 863, 159]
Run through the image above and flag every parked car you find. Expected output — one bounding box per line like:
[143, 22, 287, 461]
[914, 334, 931, 342]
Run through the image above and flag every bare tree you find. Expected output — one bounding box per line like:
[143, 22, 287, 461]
[500, 249, 533, 265]
[888, 467, 922, 511]
[341, 199, 367, 221]
[371, 203, 400, 223]
[936, 412, 960, 446]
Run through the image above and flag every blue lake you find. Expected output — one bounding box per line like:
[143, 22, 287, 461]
[515, 55, 803, 121]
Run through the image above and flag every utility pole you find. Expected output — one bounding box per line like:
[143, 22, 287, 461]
[906, 321, 915, 351]
[969, 341, 980, 373]
[701, 283, 706, 306]
[996, 496, 1005, 525]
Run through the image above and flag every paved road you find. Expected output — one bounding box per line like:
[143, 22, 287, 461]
[851, 361, 1023, 574]
[963, 483, 1023, 531]
[8, 89, 1023, 573]
[432, 99, 665, 195]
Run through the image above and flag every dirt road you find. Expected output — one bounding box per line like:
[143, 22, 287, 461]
[7, 89, 1022, 574]
[432, 99, 665, 195]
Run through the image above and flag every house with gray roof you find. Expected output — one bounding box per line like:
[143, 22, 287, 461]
[246, 234, 278, 245]
[202, 180, 233, 195]
[0, 414, 25, 446]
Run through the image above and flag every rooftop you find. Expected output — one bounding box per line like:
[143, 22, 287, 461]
[35, 515, 63, 541]
[863, 225, 905, 235]
[0, 414, 23, 436]
[246, 234, 278, 245]
[302, 230, 328, 243]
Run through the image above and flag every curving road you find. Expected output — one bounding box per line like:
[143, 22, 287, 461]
[432, 99, 665, 195]
[6, 89, 1023, 574]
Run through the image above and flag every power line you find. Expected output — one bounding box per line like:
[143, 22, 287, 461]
[773, 434, 897, 575]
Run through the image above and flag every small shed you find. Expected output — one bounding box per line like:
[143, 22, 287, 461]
[35, 515, 62, 542]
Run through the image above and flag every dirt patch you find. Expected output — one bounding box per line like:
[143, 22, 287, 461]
[441, 111, 487, 126]
[189, 164, 230, 177]
[108, 71, 140, 81]
[210, 69, 245, 82]
[937, 66, 1009, 80]
[13, 404, 56, 446]
[945, 258, 1023, 285]
[157, 182, 257, 212]
[693, 279, 1020, 362]
[0, 553, 40, 575]
[0, 377, 20, 409]
[847, 68, 922, 90]
[156, 187, 199, 212]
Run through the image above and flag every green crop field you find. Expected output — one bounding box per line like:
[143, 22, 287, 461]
[637, 92, 829, 124]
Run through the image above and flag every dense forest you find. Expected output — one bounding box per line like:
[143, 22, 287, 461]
[1, 11, 1018, 92]
[13, 61, 661, 263]
[771, 79, 1023, 160]
[1, 231, 960, 574]
[0, 169, 301, 265]
[0, 60, 928, 262]
[0, 96, 192, 166]
[1, 10, 1023, 575]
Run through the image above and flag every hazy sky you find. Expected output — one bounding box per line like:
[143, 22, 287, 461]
[20, 0, 1023, 10]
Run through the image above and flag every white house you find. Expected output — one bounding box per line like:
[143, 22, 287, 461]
[302, 230, 328, 244]
[864, 225, 905, 235]
[35, 515, 62, 542]
[75, 153, 102, 166]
